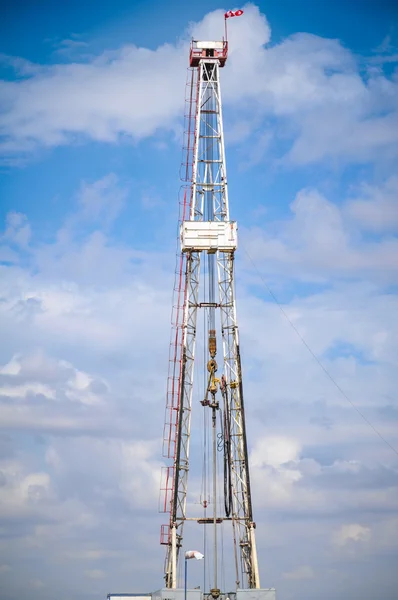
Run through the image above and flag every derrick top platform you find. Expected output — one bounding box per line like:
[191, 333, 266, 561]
[189, 40, 228, 67]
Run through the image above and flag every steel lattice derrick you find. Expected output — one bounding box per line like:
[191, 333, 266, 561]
[162, 39, 261, 592]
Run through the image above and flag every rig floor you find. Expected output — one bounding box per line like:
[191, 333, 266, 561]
[107, 589, 277, 600]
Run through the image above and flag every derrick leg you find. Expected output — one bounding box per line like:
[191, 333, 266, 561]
[217, 250, 260, 589]
[165, 251, 200, 588]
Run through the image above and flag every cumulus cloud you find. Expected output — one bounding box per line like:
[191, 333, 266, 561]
[0, 161, 397, 599]
[242, 186, 398, 283]
[1, 4, 397, 167]
[0, 43, 187, 152]
[251, 436, 301, 469]
[250, 436, 303, 505]
[0, 462, 53, 520]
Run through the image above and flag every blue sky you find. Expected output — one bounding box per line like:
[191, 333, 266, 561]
[1, 1, 398, 600]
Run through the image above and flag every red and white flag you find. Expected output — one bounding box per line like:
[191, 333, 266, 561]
[224, 9, 244, 19]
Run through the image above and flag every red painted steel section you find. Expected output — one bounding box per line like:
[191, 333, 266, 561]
[189, 40, 228, 68]
[159, 67, 199, 540]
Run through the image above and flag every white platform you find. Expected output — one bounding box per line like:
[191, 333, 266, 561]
[193, 41, 225, 49]
[180, 221, 237, 252]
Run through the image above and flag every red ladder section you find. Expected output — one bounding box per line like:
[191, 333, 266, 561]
[159, 68, 199, 542]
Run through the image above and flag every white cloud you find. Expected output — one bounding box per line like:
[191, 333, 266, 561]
[346, 176, 398, 232]
[333, 523, 371, 546]
[0, 381, 56, 400]
[283, 565, 315, 580]
[243, 186, 398, 283]
[0, 42, 187, 152]
[0, 212, 31, 247]
[251, 455, 302, 505]
[1, 4, 397, 167]
[0, 356, 21, 375]
[0, 460, 53, 520]
[285, 107, 398, 165]
[0, 350, 133, 437]
[0, 352, 107, 406]
[251, 436, 301, 469]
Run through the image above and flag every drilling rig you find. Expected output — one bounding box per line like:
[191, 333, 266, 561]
[157, 37, 276, 600]
[107, 21, 276, 600]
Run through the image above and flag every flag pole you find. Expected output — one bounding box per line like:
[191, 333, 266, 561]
[224, 9, 244, 42]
